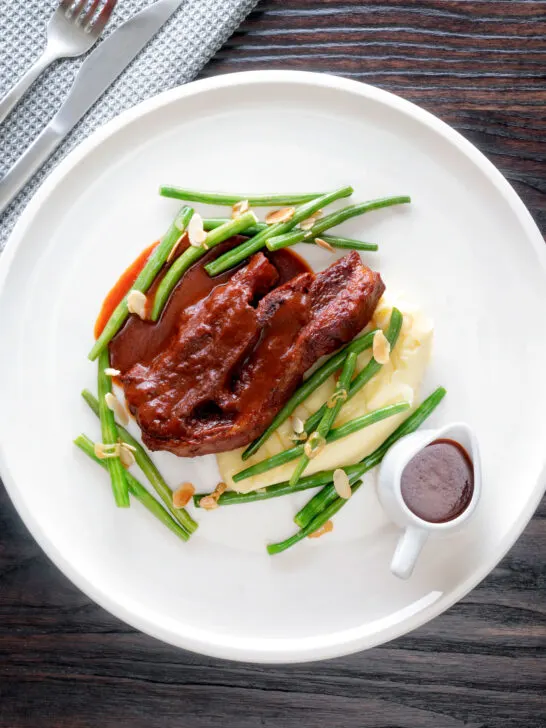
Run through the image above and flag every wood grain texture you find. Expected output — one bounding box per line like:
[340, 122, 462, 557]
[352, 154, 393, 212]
[1, 2, 545, 727]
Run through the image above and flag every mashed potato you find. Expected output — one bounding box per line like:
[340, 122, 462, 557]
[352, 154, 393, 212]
[217, 296, 433, 492]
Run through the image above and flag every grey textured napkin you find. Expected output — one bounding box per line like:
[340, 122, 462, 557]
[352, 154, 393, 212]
[0, 0, 257, 249]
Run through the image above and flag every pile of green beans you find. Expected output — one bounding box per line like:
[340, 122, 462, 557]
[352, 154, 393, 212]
[202, 218, 377, 251]
[74, 435, 191, 542]
[81, 390, 197, 533]
[234, 403, 409, 482]
[266, 196, 411, 252]
[204, 186, 354, 276]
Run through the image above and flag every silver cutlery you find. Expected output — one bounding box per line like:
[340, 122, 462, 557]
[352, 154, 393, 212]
[0, 0, 185, 216]
[0, 0, 118, 125]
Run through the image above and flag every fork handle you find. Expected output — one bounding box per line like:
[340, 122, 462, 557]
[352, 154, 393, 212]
[0, 121, 64, 215]
[0, 50, 57, 125]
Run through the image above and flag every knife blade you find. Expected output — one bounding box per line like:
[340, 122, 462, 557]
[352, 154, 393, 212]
[0, 0, 185, 215]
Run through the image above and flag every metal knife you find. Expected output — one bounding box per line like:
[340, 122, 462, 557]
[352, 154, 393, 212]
[0, 0, 185, 216]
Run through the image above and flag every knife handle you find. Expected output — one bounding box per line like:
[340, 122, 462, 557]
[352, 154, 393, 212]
[0, 121, 63, 216]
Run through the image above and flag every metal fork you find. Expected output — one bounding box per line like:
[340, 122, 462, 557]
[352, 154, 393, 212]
[0, 0, 117, 124]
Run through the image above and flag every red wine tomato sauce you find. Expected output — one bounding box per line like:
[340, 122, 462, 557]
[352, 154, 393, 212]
[400, 439, 474, 523]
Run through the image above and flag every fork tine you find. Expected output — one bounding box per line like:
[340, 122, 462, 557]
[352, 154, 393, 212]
[87, 0, 117, 35]
[81, 0, 102, 26]
[59, 0, 74, 12]
[70, 0, 88, 21]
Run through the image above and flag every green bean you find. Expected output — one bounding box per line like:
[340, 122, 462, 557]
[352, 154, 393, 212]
[266, 196, 411, 252]
[294, 386, 447, 528]
[203, 219, 378, 251]
[204, 186, 354, 277]
[81, 390, 197, 534]
[305, 235, 377, 252]
[303, 307, 404, 435]
[96, 349, 129, 507]
[234, 402, 410, 482]
[193, 467, 361, 509]
[233, 402, 409, 483]
[203, 218, 266, 236]
[289, 352, 358, 487]
[266, 480, 364, 555]
[159, 187, 326, 206]
[241, 328, 378, 461]
[150, 211, 258, 321]
[88, 206, 194, 361]
[74, 435, 190, 542]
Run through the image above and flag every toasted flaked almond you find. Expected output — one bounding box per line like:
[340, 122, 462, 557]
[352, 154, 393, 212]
[94, 442, 121, 459]
[304, 432, 326, 459]
[299, 210, 322, 230]
[166, 233, 187, 264]
[188, 212, 207, 247]
[199, 495, 219, 511]
[327, 388, 348, 409]
[315, 237, 335, 253]
[127, 289, 147, 320]
[119, 444, 135, 469]
[200, 481, 227, 510]
[104, 367, 121, 377]
[308, 520, 334, 539]
[372, 329, 391, 364]
[333, 469, 352, 499]
[231, 199, 250, 219]
[173, 482, 195, 508]
[121, 442, 137, 452]
[212, 481, 227, 499]
[105, 392, 129, 426]
[265, 206, 296, 225]
[292, 416, 305, 434]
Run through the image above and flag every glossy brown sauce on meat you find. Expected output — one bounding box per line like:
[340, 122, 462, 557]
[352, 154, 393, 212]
[109, 236, 310, 373]
[401, 439, 474, 523]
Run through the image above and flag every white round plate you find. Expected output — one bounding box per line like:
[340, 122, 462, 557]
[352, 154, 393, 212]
[0, 71, 545, 664]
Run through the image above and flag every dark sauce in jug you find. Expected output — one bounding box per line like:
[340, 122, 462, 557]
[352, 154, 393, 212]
[400, 439, 474, 523]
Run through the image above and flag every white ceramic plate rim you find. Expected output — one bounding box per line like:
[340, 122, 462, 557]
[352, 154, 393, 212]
[0, 71, 545, 663]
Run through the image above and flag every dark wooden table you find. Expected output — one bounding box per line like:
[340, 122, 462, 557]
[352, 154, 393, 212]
[1, 2, 545, 726]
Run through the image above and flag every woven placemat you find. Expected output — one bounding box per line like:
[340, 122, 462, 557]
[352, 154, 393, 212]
[0, 0, 257, 249]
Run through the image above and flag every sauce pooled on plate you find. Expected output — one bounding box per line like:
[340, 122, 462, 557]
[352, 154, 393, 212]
[400, 439, 474, 523]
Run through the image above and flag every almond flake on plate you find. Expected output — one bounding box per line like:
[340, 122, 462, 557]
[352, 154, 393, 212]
[265, 207, 296, 225]
[232, 199, 250, 219]
[372, 329, 391, 364]
[166, 234, 186, 264]
[188, 212, 207, 247]
[199, 495, 219, 511]
[299, 210, 322, 230]
[315, 237, 335, 253]
[119, 444, 136, 469]
[333, 469, 352, 499]
[308, 520, 334, 539]
[104, 392, 129, 426]
[94, 442, 121, 460]
[127, 289, 147, 320]
[173, 482, 195, 508]
[304, 432, 326, 459]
